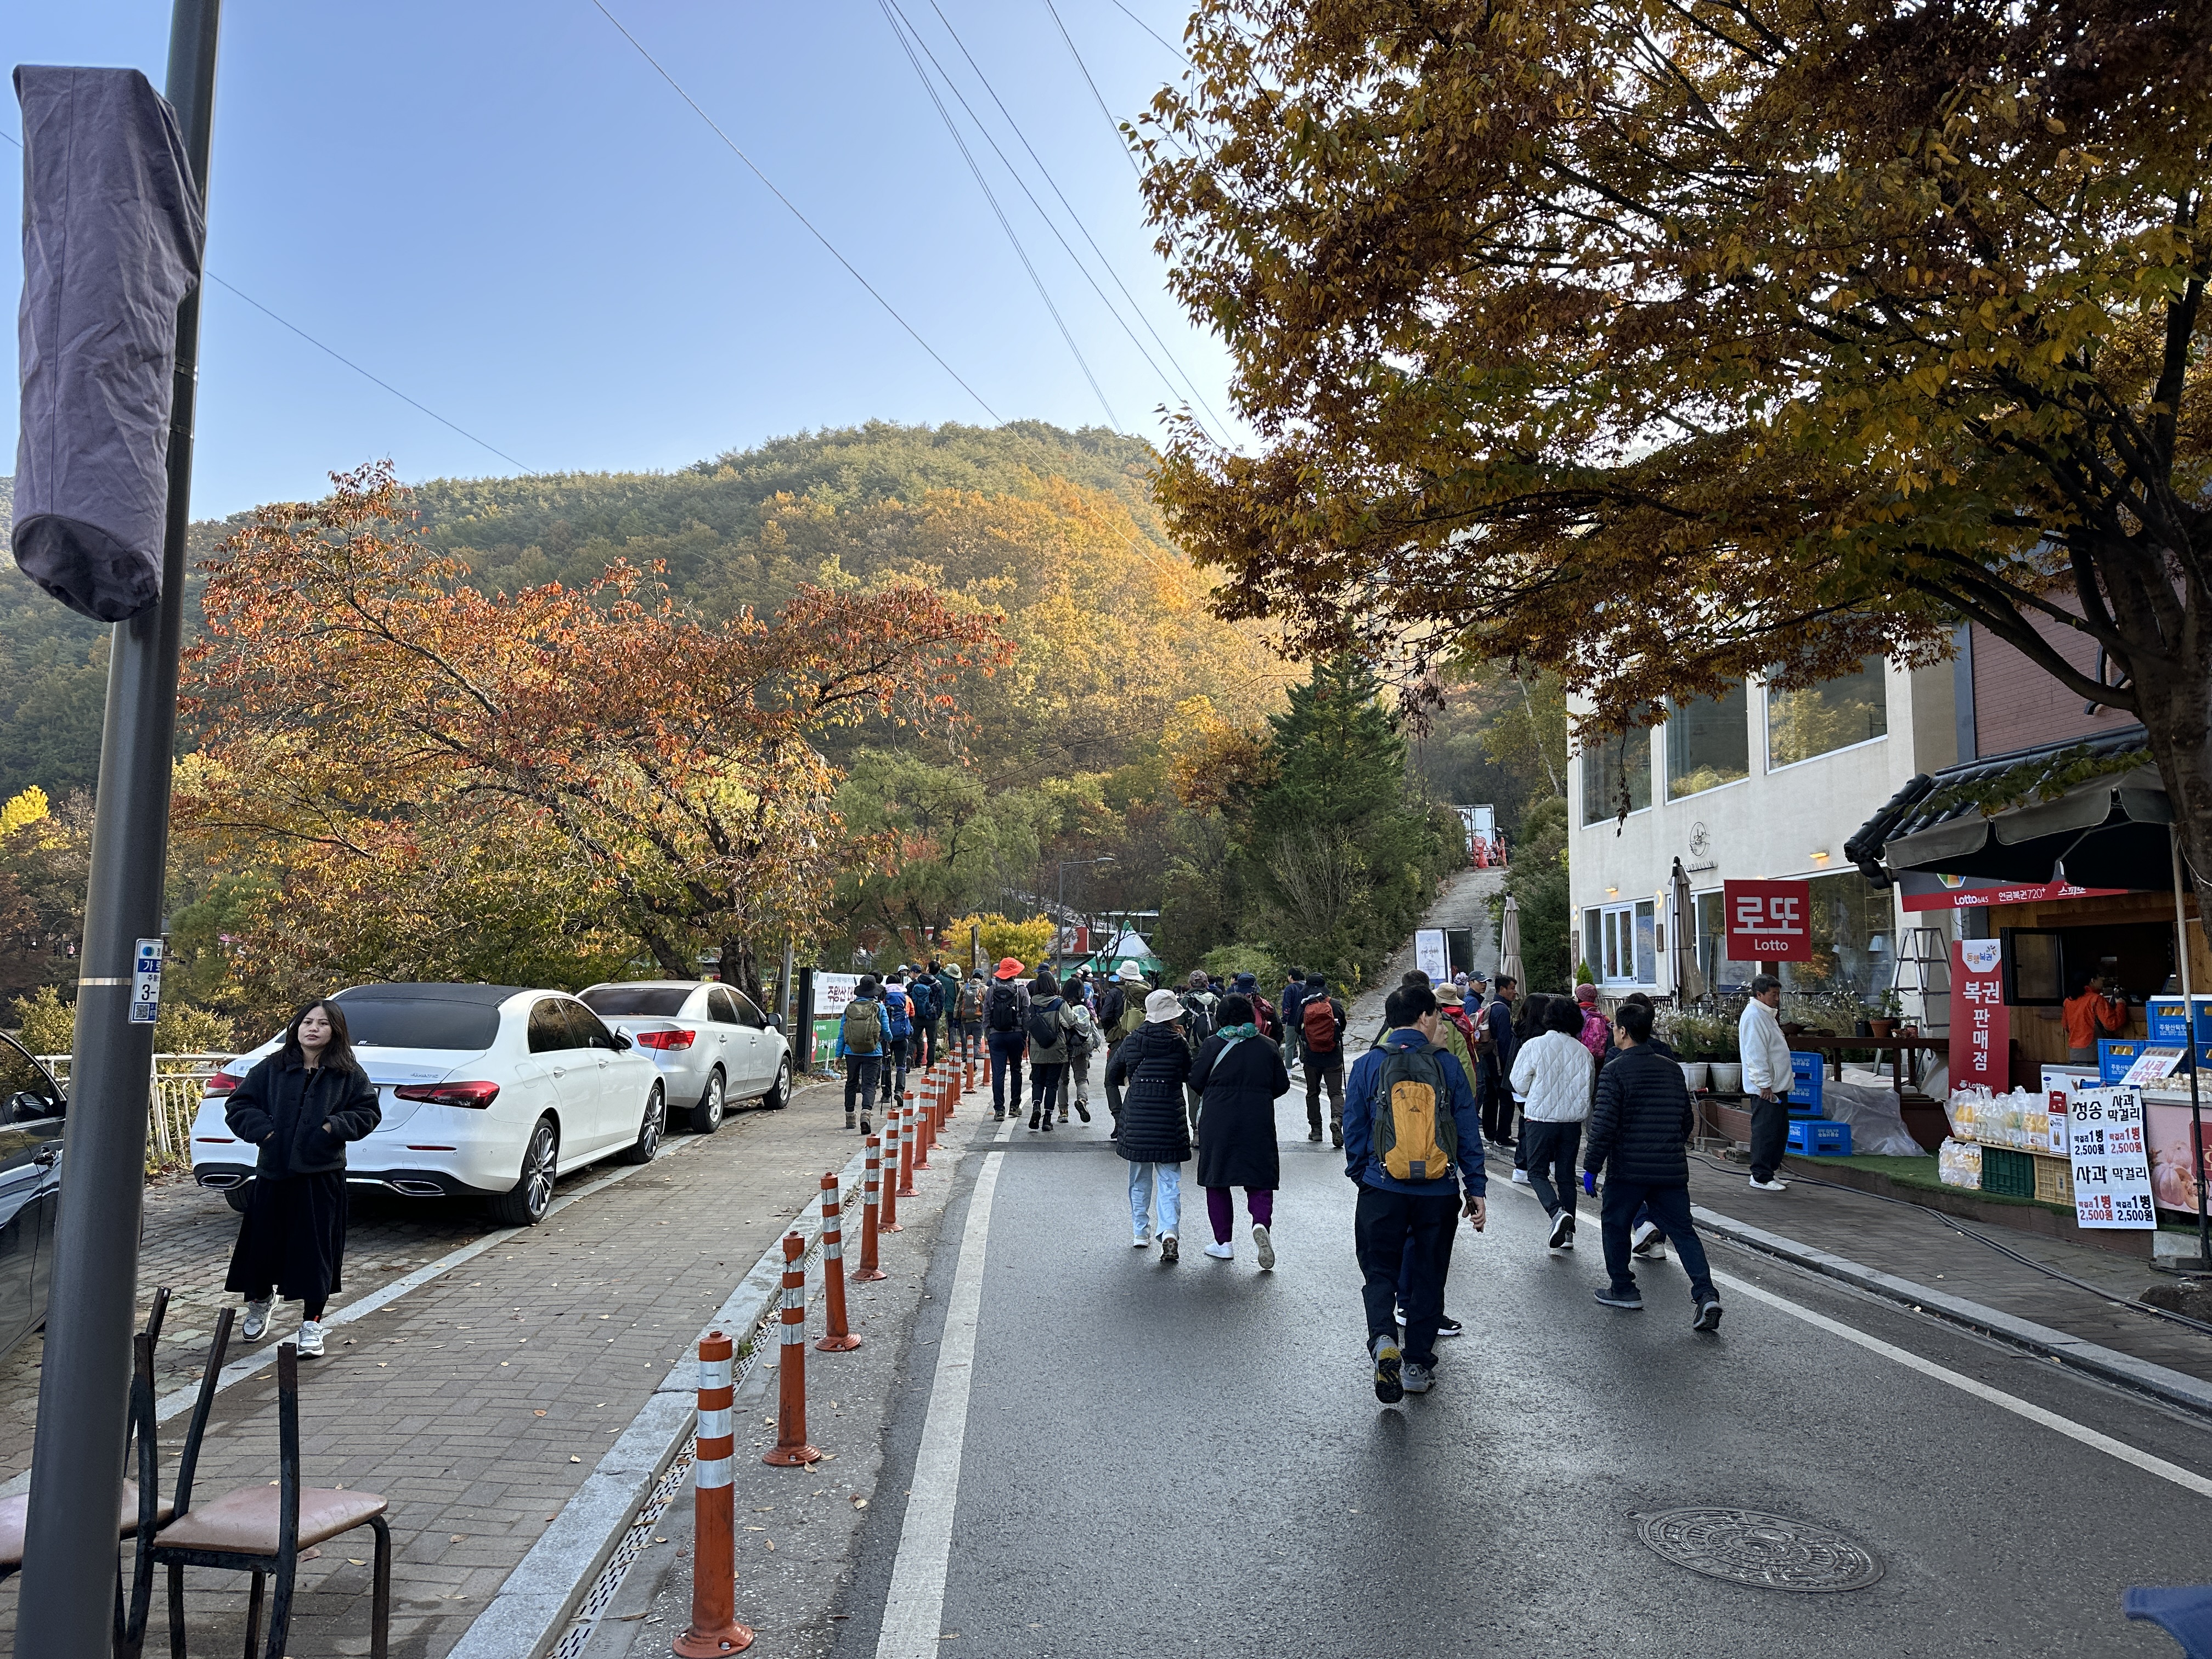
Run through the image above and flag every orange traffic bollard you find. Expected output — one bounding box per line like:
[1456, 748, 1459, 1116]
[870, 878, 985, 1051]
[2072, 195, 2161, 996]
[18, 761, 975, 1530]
[763, 1234, 821, 1466]
[898, 1097, 919, 1196]
[673, 1330, 754, 1656]
[816, 1172, 861, 1352]
[879, 1108, 902, 1232]
[964, 1056, 976, 1094]
[911, 1088, 932, 1170]
[855, 1135, 887, 1280]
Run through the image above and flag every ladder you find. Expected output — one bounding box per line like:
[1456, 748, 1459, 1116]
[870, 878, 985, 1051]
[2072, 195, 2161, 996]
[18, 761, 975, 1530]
[1893, 924, 1951, 1035]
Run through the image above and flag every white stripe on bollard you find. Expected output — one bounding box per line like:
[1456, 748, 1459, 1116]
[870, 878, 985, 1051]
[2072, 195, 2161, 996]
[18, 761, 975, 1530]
[694, 1455, 733, 1490]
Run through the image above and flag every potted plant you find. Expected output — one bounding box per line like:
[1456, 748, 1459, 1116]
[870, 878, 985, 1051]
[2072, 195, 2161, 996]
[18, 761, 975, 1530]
[1672, 1014, 1712, 1092]
[1870, 989, 1902, 1040]
[1706, 1014, 1743, 1095]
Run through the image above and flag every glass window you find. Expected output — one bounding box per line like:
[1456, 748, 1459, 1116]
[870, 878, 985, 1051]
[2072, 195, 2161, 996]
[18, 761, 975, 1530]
[1777, 870, 1896, 1004]
[1592, 903, 1654, 985]
[1579, 727, 1652, 825]
[729, 992, 769, 1030]
[1583, 909, 1603, 980]
[707, 988, 742, 1026]
[580, 985, 692, 1017]
[1768, 657, 1888, 768]
[1694, 890, 1756, 992]
[1665, 686, 1750, 798]
[341, 995, 503, 1051]
[1634, 900, 1657, 984]
[527, 998, 577, 1054]
[565, 1002, 620, 1051]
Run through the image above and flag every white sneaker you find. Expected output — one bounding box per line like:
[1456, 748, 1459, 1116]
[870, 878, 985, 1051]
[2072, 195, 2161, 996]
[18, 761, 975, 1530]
[1510, 1169, 1531, 1185]
[1133, 1233, 1153, 1248]
[241, 1300, 270, 1341]
[1252, 1223, 1275, 1271]
[1630, 1220, 1662, 1255]
[296, 1319, 326, 1358]
[1204, 1241, 1234, 1260]
[1749, 1176, 1789, 1192]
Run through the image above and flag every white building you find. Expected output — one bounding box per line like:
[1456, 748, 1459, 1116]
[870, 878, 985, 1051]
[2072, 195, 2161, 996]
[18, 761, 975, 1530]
[1567, 657, 1960, 1005]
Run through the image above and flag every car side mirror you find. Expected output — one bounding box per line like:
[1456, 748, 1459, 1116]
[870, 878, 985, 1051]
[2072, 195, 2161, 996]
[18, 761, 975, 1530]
[769, 1014, 785, 1033]
[10, 1090, 54, 1124]
[610, 1032, 633, 1052]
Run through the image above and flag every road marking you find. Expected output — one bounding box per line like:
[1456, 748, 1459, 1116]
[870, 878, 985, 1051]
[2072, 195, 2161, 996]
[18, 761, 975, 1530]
[1711, 1269, 2212, 1499]
[1486, 1169, 2212, 1500]
[876, 1111, 1014, 1659]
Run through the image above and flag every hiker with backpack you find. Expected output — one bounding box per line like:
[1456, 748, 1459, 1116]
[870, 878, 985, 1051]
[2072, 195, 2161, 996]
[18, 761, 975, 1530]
[1107, 988, 1198, 1262]
[1582, 998, 1723, 1330]
[1060, 989, 1098, 1123]
[880, 972, 917, 1109]
[1101, 962, 1148, 1133]
[907, 967, 939, 1070]
[1188, 991, 1290, 1267]
[1299, 972, 1348, 1146]
[983, 957, 1032, 1120]
[1181, 972, 1220, 1130]
[1479, 975, 1521, 1150]
[1343, 984, 1486, 1403]
[953, 972, 986, 1065]
[932, 959, 961, 1055]
[1023, 969, 1074, 1132]
[834, 976, 888, 1134]
[1278, 967, 1309, 1070]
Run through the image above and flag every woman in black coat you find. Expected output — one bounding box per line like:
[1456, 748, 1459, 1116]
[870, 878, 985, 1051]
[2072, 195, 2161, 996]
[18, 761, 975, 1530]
[1188, 992, 1290, 1269]
[224, 999, 381, 1357]
[1105, 990, 1195, 1263]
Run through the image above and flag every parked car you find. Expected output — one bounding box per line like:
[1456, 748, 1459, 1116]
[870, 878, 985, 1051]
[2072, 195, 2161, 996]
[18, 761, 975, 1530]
[0, 1033, 64, 1362]
[576, 980, 792, 1134]
[189, 983, 666, 1226]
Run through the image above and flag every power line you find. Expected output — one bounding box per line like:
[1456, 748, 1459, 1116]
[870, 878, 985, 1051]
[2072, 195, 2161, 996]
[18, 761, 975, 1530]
[1039, 0, 1140, 177]
[585, 0, 1003, 424]
[873, 0, 1120, 428]
[0, 125, 540, 476]
[1107, 0, 1192, 66]
[919, 0, 1232, 442]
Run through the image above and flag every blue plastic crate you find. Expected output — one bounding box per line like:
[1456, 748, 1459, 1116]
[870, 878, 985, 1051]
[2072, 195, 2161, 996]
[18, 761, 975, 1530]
[1788, 1051, 1825, 1109]
[2100, 1038, 2146, 1085]
[1785, 1118, 1852, 1156]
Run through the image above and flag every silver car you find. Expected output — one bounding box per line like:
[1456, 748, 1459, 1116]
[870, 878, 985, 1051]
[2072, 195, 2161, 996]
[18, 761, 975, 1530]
[577, 980, 792, 1134]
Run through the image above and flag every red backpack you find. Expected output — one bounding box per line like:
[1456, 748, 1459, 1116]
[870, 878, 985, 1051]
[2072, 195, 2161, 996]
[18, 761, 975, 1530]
[1252, 994, 1277, 1039]
[1301, 996, 1339, 1053]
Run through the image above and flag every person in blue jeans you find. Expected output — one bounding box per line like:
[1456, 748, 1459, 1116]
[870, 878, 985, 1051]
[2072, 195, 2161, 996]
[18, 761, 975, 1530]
[1344, 984, 1487, 1403]
[1582, 999, 1723, 1331]
[981, 957, 1032, 1119]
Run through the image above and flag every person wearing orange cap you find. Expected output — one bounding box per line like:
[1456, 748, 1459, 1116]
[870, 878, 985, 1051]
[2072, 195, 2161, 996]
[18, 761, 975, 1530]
[983, 956, 1034, 1120]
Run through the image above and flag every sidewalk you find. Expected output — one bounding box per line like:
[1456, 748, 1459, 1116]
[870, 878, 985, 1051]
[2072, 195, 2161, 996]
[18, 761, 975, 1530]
[0, 1074, 933, 1656]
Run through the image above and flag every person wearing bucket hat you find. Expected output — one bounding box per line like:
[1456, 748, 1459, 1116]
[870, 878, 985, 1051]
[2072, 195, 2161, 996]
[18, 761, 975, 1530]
[1108, 988, 1197, 1260]
[983, 957, 1034, 1119]
[1101, 961, 1150, 1135]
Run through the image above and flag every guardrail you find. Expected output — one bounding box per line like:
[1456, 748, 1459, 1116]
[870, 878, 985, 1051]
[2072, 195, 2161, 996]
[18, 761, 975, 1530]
[36, 1052, 238, 1169]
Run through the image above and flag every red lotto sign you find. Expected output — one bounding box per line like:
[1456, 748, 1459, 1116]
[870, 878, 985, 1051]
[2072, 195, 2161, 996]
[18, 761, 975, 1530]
[1949, 938, 2010, 1092]
[1723, 879, 1813, 962]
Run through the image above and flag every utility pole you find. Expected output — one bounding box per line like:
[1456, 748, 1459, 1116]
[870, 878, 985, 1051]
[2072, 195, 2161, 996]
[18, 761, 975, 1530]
[1054, 855, 1115, 974]
[17, 5, 219, 1651]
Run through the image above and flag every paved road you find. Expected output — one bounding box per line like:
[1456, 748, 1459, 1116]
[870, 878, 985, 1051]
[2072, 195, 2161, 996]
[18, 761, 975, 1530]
[832, 1098, 2212, 1658]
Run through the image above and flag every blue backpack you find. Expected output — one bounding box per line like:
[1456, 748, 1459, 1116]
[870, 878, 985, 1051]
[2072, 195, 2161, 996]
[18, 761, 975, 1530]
[910, 978, 938, 1023]
[884, 986, 913, 1039]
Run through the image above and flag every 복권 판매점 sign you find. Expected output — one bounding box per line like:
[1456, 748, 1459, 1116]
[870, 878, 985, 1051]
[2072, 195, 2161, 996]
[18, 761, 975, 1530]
[1723, 879, 1812, 962]
[2068, 1086, 2156, 1229]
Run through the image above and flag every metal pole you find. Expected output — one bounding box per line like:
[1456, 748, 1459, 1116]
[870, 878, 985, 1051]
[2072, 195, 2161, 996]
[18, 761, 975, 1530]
[2172, 837, 2209, 1268]
[18, 7, 219, 1651]
[1054, 864, 1067, 974]
[779, 937, 796, 1031]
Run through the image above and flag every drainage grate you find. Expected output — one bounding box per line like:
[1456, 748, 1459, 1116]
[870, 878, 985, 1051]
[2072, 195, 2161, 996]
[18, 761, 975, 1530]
[1635, 1508, 1884, 1593]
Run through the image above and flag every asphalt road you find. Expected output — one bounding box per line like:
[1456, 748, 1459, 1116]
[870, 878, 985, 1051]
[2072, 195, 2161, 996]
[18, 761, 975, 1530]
[832, 1093, 2212, 1659]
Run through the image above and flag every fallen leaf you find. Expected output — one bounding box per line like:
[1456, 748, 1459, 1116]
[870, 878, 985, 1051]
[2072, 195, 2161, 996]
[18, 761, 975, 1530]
[534, 1409, 547, 1417]
[852, 1498, 868, 1509]
[569, 1456, 582, 1463]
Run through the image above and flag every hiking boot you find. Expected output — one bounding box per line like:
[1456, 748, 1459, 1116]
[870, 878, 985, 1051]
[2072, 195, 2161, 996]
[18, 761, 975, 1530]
[1595, 1286, 1645, 1311]
[1547, 1210, 1573, 1250]
[860, 1115, 872, 1136]
[296, 1319, 327, 1358]
[1159, 1234, 1180, 1265]
[1041, 1114, 1054, 1132]
[1630, 1218, 1662, 1255]
[1693, 1298, 1725, 1333]
[1400, 1361, 1434, 1396]
[1203, 1241, 1234, 1260]
[845, 1110, 856, 1130]
[1252, 1223, 1275, 1271]
[1371, 1335, 1403, 1403]
[1059, 1107, 1070, 1121]
[1307, 1126, 1323, 1142]
[1075, 1100, 1091, 1123]
[1330, 1126, 1344, 1148]
[241, 1299, 272, 1342]
[1029, 1108, 1041, 1130]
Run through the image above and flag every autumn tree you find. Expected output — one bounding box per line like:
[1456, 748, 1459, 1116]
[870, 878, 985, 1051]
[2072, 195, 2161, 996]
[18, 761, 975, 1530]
[1142, 1, 2212, 920]
[179, 463, 1012, 1005]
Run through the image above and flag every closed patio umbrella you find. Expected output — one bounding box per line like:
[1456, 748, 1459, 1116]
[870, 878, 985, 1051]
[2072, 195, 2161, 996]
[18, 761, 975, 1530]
[1497, 894, 1523, 988]
[1671, 857, 1707, 1003]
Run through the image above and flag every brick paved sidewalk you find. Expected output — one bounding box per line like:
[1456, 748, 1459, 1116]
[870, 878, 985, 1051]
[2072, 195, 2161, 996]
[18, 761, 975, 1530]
[0, 1074, 928, 1656]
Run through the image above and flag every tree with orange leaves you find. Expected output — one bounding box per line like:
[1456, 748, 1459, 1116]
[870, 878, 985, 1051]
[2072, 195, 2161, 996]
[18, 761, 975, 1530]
[178, 462, 1013, 1005]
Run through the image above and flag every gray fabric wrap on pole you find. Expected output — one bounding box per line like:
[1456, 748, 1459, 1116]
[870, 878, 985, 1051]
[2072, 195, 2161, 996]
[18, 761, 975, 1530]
[10, 65, 205, 621]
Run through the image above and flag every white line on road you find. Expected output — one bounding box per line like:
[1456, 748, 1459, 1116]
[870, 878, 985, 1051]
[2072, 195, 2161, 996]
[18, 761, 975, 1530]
[875, 1111, 1015, 1659]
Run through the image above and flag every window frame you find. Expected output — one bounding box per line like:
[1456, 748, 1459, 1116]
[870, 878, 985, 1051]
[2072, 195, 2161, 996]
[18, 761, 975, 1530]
[1663, 685, 1752, 802]
[1762, 659, 1892, 774]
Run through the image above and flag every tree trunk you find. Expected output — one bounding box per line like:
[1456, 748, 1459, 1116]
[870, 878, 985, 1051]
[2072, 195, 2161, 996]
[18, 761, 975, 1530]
[642, 930, 692, 980]
[723, 934, 764, 1007]
[2131, 640, 2212, 955]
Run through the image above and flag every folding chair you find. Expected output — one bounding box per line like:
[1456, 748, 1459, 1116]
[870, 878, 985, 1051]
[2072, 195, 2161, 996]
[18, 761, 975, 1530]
[147, 1338, 390, 1659]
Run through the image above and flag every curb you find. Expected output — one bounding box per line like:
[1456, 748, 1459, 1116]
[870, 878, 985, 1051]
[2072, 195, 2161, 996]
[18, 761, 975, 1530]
[1691, 1204, 2212, 1421]
[450, 1101, 966, 1659]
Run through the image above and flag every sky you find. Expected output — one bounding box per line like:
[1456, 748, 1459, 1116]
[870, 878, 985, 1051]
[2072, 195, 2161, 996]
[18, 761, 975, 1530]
[3, 0, 1238, 516]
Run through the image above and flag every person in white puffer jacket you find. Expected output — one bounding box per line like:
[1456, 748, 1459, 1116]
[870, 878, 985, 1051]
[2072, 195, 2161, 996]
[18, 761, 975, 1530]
[1510, 999, 1598, 1249]
[1737, 974, 1795, 1192]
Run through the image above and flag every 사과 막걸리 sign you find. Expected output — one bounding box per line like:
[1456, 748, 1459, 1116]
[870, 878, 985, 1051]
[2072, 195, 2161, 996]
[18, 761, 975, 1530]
[2067, 1086, 2156, 1229]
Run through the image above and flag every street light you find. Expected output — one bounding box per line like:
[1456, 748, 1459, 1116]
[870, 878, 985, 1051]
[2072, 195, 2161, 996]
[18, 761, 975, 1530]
[1055, 855, 1116, 972]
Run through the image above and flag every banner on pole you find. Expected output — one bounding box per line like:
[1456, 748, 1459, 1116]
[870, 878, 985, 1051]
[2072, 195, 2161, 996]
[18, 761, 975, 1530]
[1949, 938, 2009, 1092]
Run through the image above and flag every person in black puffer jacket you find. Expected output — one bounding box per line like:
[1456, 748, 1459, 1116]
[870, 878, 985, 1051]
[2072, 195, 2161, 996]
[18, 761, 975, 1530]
[1107, 989, 1195, 1262]
[1189, 992, 1291, 1268]
[1581, 1000, 1721, 1330]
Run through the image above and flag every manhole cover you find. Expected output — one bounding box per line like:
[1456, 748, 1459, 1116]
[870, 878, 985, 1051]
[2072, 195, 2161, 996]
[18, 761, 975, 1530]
[1635, 1507, 1884, 1593]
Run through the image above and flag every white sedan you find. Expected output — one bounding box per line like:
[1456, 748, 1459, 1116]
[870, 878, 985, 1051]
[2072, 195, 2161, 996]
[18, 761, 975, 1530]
[576, 980, 793, 1134]
[189, 982, 668, 1226]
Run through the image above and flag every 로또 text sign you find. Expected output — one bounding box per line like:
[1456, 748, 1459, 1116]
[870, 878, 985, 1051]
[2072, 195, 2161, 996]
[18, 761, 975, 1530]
[1949, 939, 2010, 1093]
[1723, 879, 1812, 962]
[2067, 1086, 2157, 1228]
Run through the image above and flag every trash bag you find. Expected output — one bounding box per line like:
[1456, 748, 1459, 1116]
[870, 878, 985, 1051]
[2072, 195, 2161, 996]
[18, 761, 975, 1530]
[1818, 1079, 1925, 1156]
[12, 66, 204, 621]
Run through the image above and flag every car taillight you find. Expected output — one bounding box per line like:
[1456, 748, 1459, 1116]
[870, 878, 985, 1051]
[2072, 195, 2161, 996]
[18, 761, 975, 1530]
[203, 1071, 240, 1096]
[633, 1029, 695, 1050]
[392, 1081, 501, 1109]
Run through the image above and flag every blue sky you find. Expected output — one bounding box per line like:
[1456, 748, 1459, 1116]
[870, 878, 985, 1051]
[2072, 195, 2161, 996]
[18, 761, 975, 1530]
[5, 0, 1235, 516]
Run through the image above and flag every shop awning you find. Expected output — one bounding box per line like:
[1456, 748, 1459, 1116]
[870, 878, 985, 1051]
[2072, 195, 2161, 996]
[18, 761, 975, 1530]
[1845, 726, 2166, 890]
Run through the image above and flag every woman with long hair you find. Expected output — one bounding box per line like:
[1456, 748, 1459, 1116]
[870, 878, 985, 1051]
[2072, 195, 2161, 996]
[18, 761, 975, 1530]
[223, 999, 381, 1356]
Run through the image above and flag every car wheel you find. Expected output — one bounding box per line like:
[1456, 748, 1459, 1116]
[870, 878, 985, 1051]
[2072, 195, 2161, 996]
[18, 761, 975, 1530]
[761, 1054, 792, 1111]
[621, 1084, 666, 1165]
[488, 1117, 559, 1226]
[223, 1184, 253, 1214]
[689, 1068, 725, 1135]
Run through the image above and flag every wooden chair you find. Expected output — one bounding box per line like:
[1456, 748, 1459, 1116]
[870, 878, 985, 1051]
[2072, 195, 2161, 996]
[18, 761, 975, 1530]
[146, 1338, 390, 1659]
